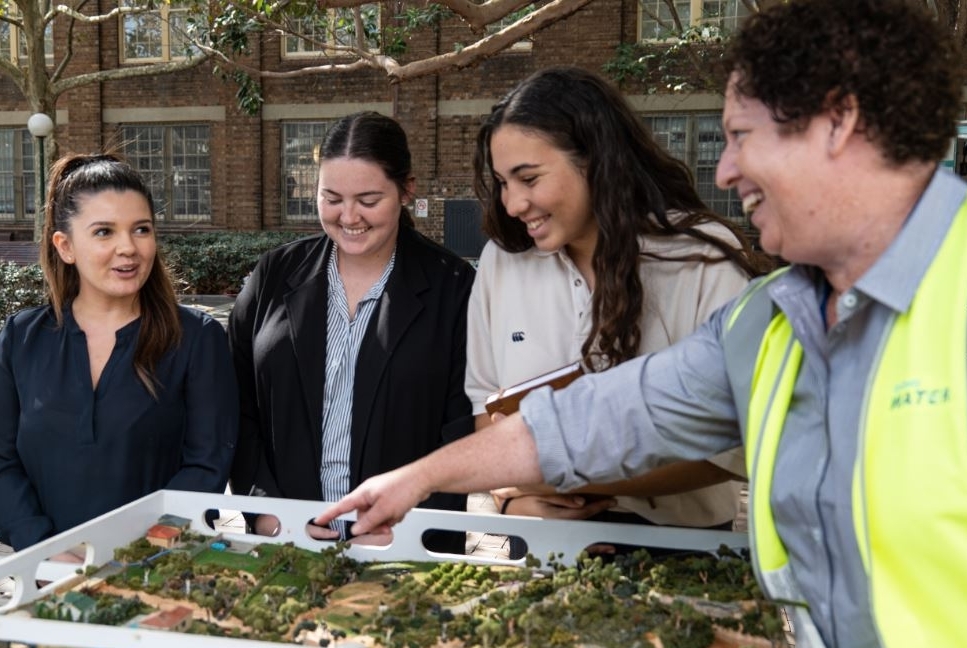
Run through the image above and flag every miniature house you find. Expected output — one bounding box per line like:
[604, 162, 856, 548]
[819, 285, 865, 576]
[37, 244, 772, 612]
[157, 514, 192, 531]
[61, 591, 96, 622]
[145, 524, 182, 549]
[139, 605, 193, 632]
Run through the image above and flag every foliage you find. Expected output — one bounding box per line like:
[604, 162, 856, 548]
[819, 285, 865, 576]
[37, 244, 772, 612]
[384, 3, 454, 58]
[603, 27, 727, 93]
[87, 594, 149, 626]
[52, 534, 787, 647]
[160, 230, 307, 295]
[1, 0, 603, 170]
[0, 262, 45, 326]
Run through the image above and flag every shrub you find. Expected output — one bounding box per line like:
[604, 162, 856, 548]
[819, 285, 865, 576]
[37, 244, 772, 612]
[161, 231, 307, 295]
[0, 231, 310, 325]
[0, 262, 45, 324]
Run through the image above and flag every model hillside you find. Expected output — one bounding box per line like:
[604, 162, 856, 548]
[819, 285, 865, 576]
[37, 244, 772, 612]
[24, 516, 787, 648]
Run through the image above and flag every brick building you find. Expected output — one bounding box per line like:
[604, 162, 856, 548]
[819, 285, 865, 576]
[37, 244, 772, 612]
[0, 0, 754, 253]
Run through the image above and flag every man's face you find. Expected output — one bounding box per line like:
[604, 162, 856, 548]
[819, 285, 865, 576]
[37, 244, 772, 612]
[716, 74, 830, 264]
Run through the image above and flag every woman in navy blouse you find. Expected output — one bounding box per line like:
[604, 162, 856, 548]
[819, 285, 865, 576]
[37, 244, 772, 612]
[0, 153, 238, 552]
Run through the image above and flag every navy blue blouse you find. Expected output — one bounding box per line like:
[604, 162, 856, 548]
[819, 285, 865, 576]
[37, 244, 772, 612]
[0, 304, 238, 550]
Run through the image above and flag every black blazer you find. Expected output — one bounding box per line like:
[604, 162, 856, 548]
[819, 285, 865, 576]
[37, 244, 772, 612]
[228, 226, 475, 549]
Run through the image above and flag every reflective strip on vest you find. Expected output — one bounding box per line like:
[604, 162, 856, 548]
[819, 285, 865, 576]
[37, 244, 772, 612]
[736, 282, 827, 648]
[853, 199, 967, 648]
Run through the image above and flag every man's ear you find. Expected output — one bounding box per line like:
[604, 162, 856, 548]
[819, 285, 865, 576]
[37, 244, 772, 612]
[827, 92, 860, 157]
[52, 231, 74, 264]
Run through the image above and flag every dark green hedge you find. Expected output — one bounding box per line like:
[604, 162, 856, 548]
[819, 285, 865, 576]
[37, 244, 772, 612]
[0, 231, 309, 325]
[161, 231, 307, 295]
[0, 262, 45, 324]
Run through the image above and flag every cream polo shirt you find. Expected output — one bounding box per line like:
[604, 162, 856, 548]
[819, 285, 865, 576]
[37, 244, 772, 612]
[465, 221, 748, 526]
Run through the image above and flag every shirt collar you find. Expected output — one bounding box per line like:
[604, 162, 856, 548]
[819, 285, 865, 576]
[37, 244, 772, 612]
[326, 244, 398, 304]
[855, 168, 967, 313]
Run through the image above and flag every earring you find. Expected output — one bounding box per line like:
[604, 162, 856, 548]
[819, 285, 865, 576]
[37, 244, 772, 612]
[65, 255, 74, 263]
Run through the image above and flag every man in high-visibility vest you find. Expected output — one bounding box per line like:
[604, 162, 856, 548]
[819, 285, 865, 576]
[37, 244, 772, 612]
[316, 0, 967, 646]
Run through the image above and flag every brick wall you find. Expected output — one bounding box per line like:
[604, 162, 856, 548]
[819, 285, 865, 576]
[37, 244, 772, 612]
[0, 0, 669, 245]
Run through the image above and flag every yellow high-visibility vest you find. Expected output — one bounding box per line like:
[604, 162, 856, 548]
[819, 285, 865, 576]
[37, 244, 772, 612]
[734, 200, 967, 648]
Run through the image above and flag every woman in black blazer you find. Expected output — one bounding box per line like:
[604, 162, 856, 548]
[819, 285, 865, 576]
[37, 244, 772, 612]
[228, 112, 474, 553]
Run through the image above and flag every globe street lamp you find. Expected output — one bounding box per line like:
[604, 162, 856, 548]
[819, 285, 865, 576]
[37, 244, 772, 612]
[27, 112, 54, 242]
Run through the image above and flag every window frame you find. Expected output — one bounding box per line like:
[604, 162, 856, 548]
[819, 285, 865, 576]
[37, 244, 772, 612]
[119, 0, 199, 64]
[0, 128, 36, 222]
[0, 7, 54, 65]
[638, 0, 749, 43]
[282, 5, 381, 59]
[120, 123, 212, 224]
[280, 121, 330, 224]
[642, 111, 746, 226]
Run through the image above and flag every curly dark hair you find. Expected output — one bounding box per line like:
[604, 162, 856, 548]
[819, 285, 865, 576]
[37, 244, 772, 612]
[722, 0, 964, 165]
[472, 65, 772, 370]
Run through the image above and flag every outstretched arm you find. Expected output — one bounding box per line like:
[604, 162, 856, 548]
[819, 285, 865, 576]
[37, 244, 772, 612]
[315, 413, 543, 536]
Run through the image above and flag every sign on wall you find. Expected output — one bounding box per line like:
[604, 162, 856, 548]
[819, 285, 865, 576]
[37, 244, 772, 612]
[415, 198, 429, 218]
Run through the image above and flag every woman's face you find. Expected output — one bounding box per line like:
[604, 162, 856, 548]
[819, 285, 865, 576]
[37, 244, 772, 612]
[52, 189, 156, 308]
[716, 74, 834, 264]
[489, 124, 597, 258]
[317, 156, 410, 263]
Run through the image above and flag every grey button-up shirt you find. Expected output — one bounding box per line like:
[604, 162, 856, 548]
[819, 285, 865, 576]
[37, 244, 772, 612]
[521, 168, 967, 647]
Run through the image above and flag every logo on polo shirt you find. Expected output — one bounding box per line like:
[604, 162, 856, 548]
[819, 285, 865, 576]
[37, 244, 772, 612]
[511, 331, 525, 342]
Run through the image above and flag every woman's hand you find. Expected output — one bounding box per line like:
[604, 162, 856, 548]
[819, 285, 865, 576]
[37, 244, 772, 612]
[47, 551, 84, 564]
[251, 514, 282, 537]
[305, 520, 392, 546]
[501, 493, 616, 519]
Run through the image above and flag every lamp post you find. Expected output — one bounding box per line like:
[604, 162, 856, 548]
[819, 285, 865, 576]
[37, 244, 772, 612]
[27, 112, 54, 242]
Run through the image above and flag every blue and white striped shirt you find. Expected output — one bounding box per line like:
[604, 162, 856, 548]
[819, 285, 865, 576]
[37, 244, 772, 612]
[320, 246, 396, 537]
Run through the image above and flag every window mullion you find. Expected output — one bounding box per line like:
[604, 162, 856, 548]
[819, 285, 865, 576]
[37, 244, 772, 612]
[686, 114, 698, 169]
[164, 127, 174, 216]
[160, 5, 170, 60]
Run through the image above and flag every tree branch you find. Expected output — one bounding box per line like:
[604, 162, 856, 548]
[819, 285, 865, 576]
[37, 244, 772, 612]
[52, 2, 144, 24]
[50, 54, 210, 95]
[739, 0, 759, 13]
[201, 0, 591, 83]
[390, 0, 593, 80]
[0, 57, 26, 88]
[309, 0, 537, 30]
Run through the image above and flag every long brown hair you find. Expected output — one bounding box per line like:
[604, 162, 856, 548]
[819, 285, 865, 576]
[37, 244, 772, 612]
[473, 66, 773, 370]
[40, 152, 182, 397]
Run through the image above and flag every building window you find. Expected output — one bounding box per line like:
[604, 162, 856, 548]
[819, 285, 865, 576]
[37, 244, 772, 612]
[639, 0, 749, 41]
[121, 0, 200, 62]
[121, 124, 211, 223]
[282, 5, 380, 58]
[643, 113, 745, 225]
[0, 129, 36, 222]
[0, 9, 54, 65]
[282, 122, 329, 223]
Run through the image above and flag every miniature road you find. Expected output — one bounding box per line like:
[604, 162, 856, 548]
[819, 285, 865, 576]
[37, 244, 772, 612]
[97, 582, 249, 632]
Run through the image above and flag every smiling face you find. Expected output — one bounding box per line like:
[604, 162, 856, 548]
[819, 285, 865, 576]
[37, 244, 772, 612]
[489, 124, 597, 260]
[52, 189, 156, 310]
[716, 74, 832, 264]
[317, 156, 408, 263]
